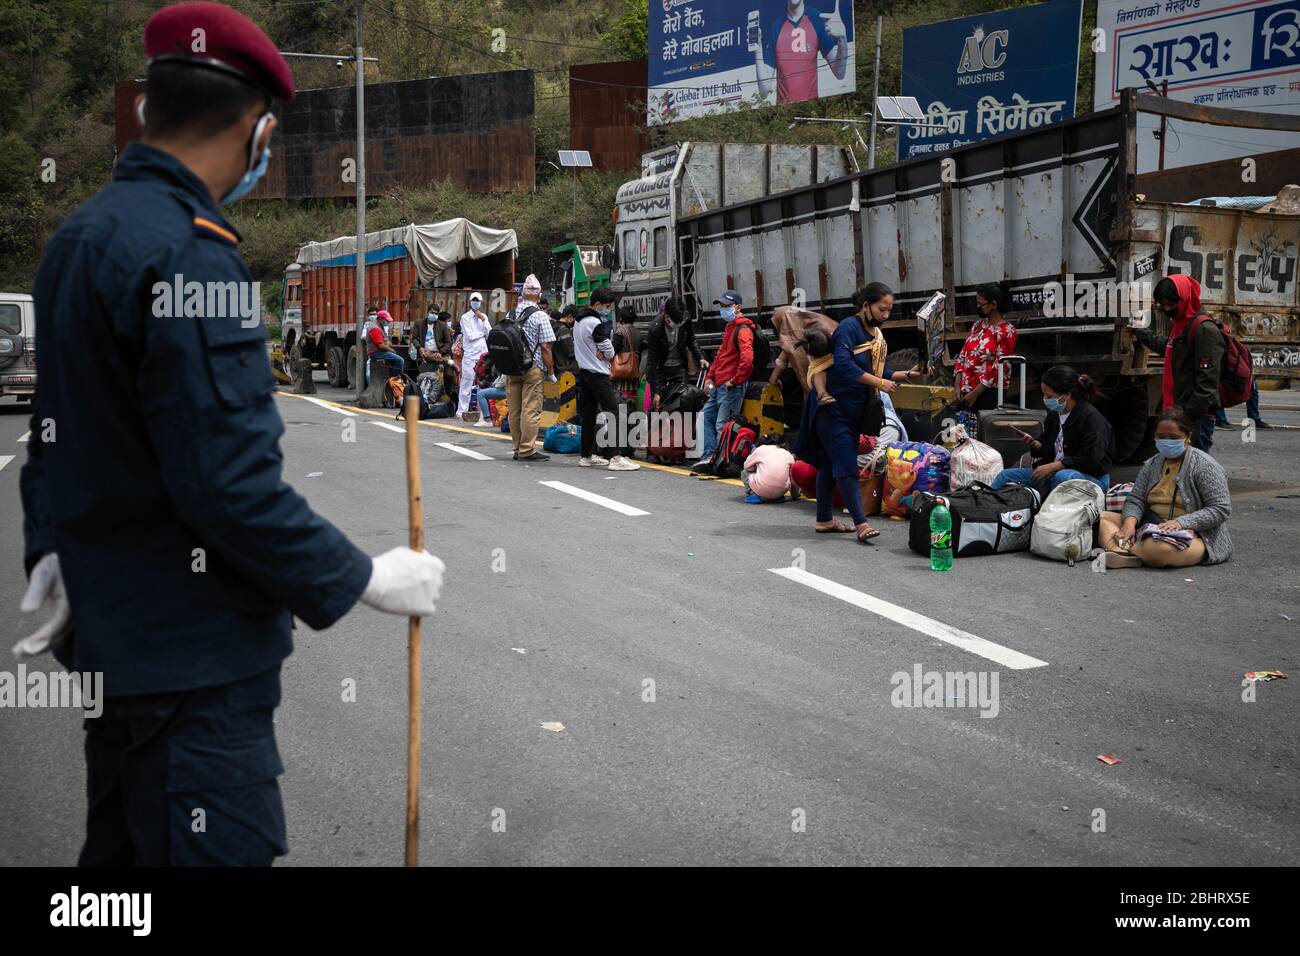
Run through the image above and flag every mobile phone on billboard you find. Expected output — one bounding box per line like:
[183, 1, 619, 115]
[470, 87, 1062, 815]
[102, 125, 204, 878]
[747, 11, 761, 52]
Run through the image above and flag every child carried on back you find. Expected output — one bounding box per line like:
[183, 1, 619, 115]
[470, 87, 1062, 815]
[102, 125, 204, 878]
[796, 329, 835, 405]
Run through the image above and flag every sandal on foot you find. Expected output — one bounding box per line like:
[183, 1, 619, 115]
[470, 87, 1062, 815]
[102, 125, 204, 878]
[815, 521, 854, 534]
[856, 523, 881, 543]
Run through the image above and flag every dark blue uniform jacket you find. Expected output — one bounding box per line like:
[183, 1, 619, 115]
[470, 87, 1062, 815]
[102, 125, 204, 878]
[21, 143, 372, 696]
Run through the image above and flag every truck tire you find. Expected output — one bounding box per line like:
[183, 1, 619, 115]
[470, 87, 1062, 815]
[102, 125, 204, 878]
[347, 346, 364, 389]
[1100, 382, 1151, 464]
[326, 346, 347, 388]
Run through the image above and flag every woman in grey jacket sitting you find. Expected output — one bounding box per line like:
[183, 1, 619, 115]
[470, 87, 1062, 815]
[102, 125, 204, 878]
[1099, 407, 1232, 568]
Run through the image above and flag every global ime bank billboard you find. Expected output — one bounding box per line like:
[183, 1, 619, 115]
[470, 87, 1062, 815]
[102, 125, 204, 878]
[900, 0, 1084, 158]
[1094, 0, 1300, 172]
[648, 0, 856, 125]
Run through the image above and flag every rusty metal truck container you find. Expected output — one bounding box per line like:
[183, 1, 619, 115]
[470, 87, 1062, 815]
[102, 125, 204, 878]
[285, 219, 518, 388]
[676, 90, 1300, 459]
[610, 142, 856, 324]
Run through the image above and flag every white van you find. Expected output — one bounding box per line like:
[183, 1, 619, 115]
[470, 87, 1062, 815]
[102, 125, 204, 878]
[0, 293, 36, 400]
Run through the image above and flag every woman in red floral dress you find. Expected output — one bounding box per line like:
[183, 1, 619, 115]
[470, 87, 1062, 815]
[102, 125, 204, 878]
[954, 280, 1018, 415]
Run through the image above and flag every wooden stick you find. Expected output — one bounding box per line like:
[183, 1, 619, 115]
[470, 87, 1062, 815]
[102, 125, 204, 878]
[403, 393, 424, 867]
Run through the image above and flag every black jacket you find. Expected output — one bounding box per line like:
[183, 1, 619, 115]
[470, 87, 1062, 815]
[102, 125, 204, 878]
[1032, 400, 1115, 477]
[411, 316, 453, 360]
[643, 315, 701, 393]
[1137, 313, 1225, 420]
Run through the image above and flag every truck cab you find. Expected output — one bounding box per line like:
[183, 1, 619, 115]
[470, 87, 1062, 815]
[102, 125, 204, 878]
[0, 293, 37, 401]
[547, 241, 612, 310]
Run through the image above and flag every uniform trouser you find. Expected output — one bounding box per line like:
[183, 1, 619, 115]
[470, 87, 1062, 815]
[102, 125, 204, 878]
[459, 352, 484, 413]
[577, 369, 620, 458]
[507, 366, 544, 456]
[80, 666, 287, 867]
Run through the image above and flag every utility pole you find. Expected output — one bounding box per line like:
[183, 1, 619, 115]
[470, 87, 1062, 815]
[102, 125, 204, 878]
[868, 15, 882, 169]
[282, 11, 376, 401]
[354, 0, 367, 401]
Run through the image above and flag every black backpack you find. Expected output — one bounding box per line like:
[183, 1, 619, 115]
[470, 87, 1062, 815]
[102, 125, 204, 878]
[738, 317, 773, 377]
[487, 305, 539, 376]
[708, 417, 759, 479]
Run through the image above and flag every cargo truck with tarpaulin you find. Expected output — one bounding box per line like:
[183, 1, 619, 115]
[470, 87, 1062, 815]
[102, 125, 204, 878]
[283, 218, 519, 388]
[673, 90, 1300, 460]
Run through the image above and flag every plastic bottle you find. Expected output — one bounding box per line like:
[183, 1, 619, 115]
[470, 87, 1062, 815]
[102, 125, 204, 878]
[930, 499, 953, 572]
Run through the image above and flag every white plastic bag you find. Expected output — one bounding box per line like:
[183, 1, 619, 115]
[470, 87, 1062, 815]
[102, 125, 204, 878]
[949, 436, 1004, 489]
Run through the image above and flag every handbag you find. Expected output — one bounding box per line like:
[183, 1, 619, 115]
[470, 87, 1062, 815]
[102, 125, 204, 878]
[451, 334, 464, 363]
[611, 349, 640, 381]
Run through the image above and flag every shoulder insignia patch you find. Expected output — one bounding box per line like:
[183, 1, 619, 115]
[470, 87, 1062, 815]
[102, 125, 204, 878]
[193, 216, 240, 245]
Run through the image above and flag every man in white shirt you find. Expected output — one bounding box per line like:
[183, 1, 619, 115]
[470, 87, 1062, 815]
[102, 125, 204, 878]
[458, 292, 491, 419]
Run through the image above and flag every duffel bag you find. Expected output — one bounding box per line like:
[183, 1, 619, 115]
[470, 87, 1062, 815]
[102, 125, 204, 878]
[907, 481, 1041, 558]
[543, 422, 581, 454]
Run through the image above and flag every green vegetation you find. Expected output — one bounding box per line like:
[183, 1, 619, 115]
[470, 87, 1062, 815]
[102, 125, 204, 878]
[1, 0, 1101, 299]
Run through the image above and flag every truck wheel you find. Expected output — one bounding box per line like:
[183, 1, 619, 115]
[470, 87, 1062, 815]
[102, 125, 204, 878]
[326, 346, 347, 388]
[1100, 382, 1151, 464]
[347, 346, 364, 389]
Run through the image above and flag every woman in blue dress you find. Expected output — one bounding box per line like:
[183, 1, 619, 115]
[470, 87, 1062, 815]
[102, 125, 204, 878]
[795, 283, 921, 542]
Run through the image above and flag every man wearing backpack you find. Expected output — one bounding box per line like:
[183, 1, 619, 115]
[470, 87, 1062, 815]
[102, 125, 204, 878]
[498, 274, 556, 461]
[1137, 275, 1226, 452]
[694, 290, 755, 467]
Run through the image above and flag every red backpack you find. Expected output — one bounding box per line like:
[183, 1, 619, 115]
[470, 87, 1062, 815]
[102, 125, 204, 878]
[709, 418, 759, 479]
[1186, 312, 1253, 409]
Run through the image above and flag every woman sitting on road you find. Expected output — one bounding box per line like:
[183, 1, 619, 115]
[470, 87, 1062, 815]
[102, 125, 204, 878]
[1098, 408, 1232, 568]
[992, 364, 1114, 495]
[794, 282, 921, 543]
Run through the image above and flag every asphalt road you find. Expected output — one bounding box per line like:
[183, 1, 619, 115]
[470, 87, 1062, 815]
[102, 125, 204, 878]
[1, 384, 1297, 866]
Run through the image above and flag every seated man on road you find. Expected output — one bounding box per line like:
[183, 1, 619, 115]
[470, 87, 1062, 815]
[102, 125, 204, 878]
[1098, 407, 1233, 569]
[364, 309, 406, 385]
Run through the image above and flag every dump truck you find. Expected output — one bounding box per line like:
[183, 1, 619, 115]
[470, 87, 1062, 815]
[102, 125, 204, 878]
[282, 217, 519, 388]
[672, 91, 1300, 460]
[610, 142, 858, 328]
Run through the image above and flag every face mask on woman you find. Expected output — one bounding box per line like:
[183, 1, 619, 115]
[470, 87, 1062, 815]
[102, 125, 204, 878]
[1156, 438, 1186, 458]
[1044, 397, 1066, 413]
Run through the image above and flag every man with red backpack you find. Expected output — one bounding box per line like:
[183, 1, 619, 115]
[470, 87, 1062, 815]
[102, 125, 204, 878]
[1137, 274, 1251, 453]
[694, 290, 756, 470]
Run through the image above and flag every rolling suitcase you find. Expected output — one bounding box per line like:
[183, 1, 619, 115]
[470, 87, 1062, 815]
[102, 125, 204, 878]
[977, 356, 1047, 469]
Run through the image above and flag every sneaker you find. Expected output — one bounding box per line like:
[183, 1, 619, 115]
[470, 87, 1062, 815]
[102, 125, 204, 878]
[518, 452, 549, 462]
[1214, 420, 1234, 430]
[473, 417, 496, 428]
[691, 459, 714, 475]
[1254, 419, 1273, 430]
[579, 455, 611, 468]
[608, 456, 640, 471]
[1105, 551, 1143, 569]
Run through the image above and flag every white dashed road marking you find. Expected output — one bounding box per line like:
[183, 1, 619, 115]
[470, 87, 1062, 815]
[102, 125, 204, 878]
[538, 480, 650, 517]
[368, 421, 406, 434]
[0, 455, 14, 472]
[769, 566, 1049, 670]
[17, 432, 30, 443]
[302, 397, 357, 416]
[435, 442, 494, 461]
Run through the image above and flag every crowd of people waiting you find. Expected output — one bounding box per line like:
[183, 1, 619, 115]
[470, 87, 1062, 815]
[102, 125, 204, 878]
[357, 269, 1239, 569]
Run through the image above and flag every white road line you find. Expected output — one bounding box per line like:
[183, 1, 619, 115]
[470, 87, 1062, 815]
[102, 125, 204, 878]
[0, 455, 14, 472]
[17, 431, 30, 443]
[301, 397, 357, 417]
[769, 566, 1049, 670]
[435, 442, 494, 461]
[538, 480, 650, 517]
[368, 421, 406, 434]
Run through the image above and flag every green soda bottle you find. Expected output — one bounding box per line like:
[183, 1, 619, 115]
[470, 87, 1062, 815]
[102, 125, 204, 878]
[930, 499, 953, 572]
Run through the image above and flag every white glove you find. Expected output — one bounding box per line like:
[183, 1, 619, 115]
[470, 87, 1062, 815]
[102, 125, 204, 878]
[360, 547, 445, 617]
[13, 553, 72, 660]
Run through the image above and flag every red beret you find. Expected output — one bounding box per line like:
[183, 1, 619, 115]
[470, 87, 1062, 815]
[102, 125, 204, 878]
[144, 1, 294, 101]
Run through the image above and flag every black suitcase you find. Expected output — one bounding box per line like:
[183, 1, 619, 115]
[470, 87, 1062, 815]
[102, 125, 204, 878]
[977, 355, 1047, 469]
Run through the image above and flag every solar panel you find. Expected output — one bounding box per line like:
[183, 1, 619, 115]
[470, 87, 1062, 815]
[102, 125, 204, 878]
[558, 150, 577, 167]
[876, 96, 924, 122]
[559, 150, 593, 168]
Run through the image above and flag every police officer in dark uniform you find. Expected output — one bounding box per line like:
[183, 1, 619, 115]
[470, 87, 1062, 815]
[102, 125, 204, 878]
[16, 2, 445, 866]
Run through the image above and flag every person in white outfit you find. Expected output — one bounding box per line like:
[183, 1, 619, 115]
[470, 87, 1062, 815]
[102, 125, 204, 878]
[458, 292, 491, 419]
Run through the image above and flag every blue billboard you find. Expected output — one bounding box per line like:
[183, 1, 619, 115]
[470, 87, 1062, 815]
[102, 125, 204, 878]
[648, 0, 856, 125]
[900, 0, 1084, 158]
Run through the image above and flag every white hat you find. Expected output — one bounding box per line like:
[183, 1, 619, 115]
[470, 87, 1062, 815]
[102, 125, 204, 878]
[469, 292, 483, 304]
[522, 274, 542, 295]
